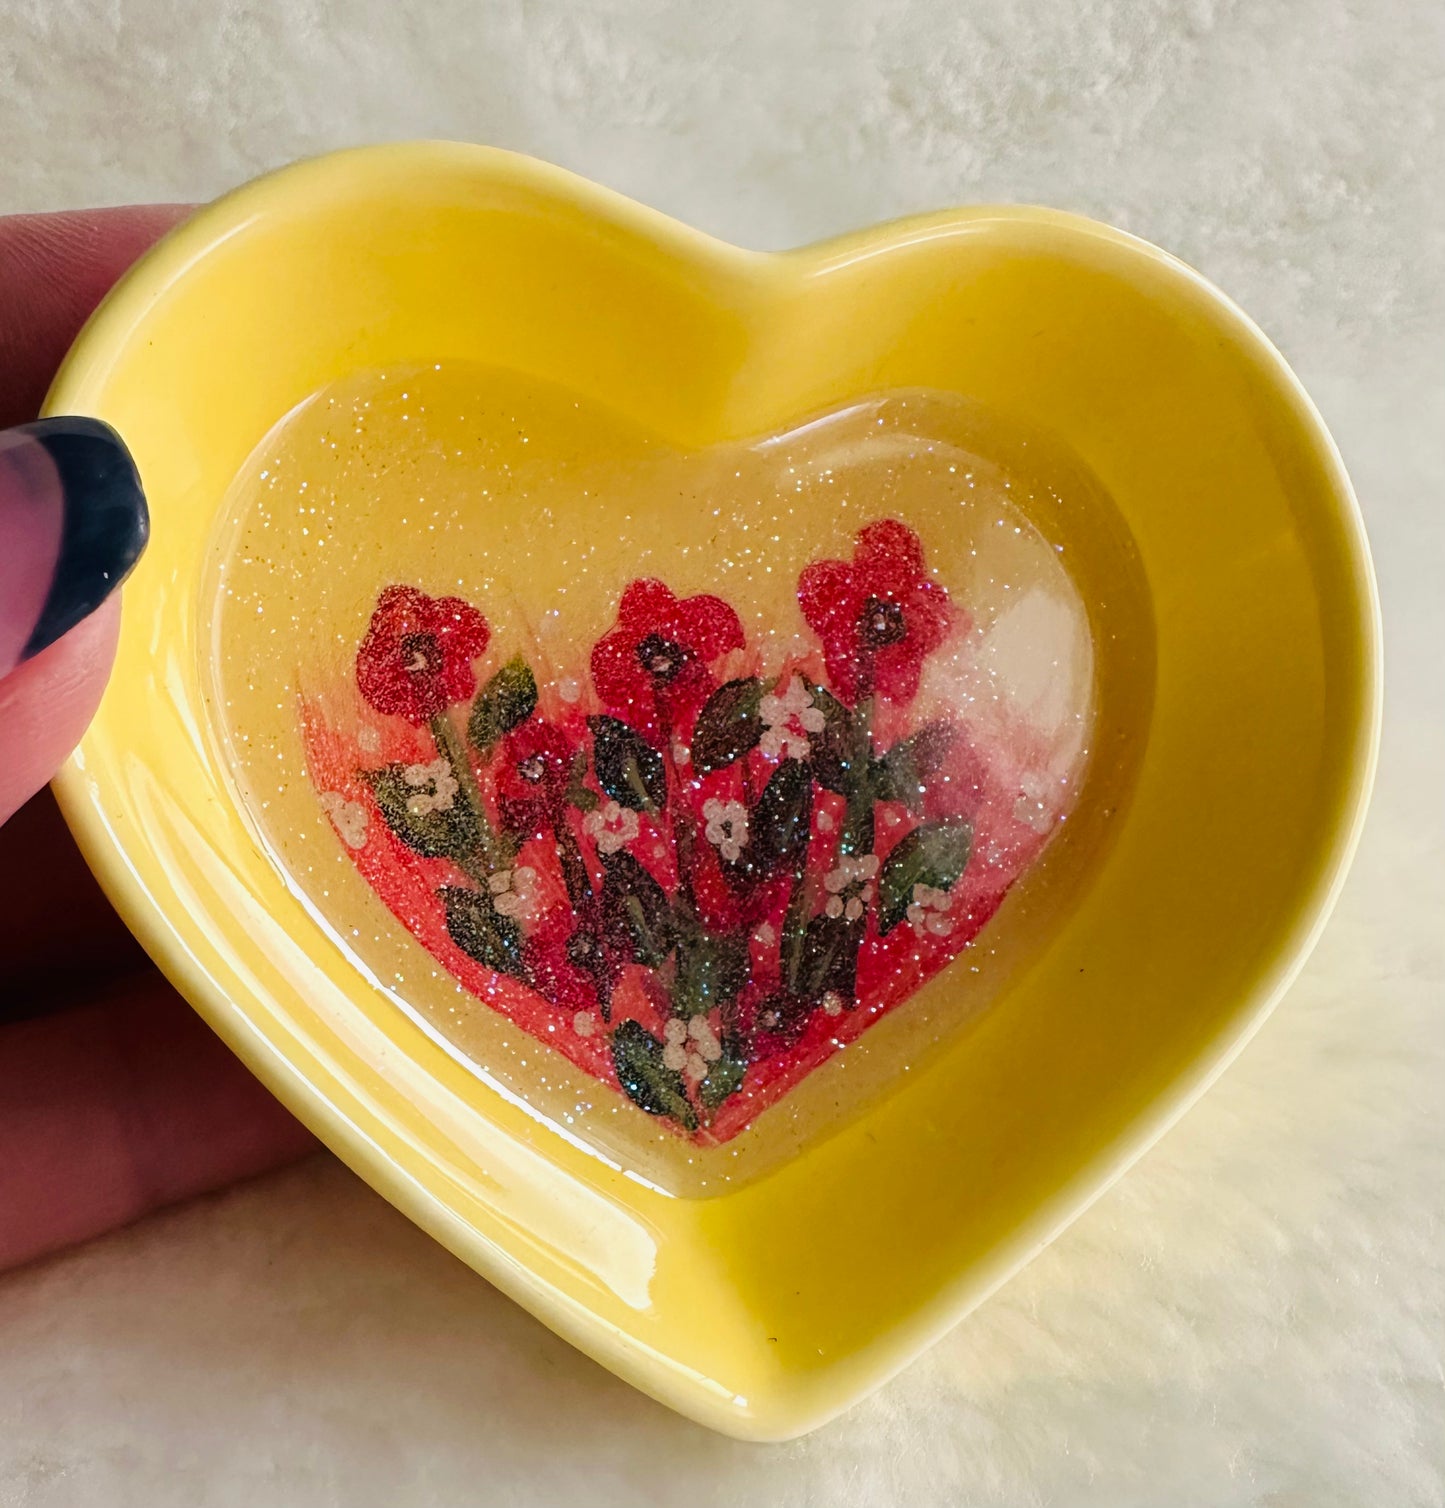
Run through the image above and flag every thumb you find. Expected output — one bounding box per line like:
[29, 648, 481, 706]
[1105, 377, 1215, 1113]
[0, 418, 147, 824]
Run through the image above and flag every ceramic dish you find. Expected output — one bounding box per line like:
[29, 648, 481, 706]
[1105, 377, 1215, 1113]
[46, 143, 1378, 1439]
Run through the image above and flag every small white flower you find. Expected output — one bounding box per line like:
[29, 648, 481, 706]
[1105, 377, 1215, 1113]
[488, 865, 539, 920]
[661, 1016, 722, 1081]
[356, 725, 382, 755]
[823, 853, 880, 892]
[823, 852, 879, 919]
[816, 809, 835, 834]
[759, 675, 827, 761]
[822, 991, 845, 1017]
[572, 1011, 596, 1038]
[1013, 772, 1057, 834]
[662, 1039, 689, 1071]
[320, 791, 368, 848]
[583, 799, 639, 855]
[754, 921, 777, 948]
[557, 677, 582, 704]
[661, 1020, 690, 1074]
[402, 757, 458, 816]
[702, 797, 749, 862]
[672, 740, 692, 766]
[906, 882, 956, 938]
[687, 1014, 723, 1062]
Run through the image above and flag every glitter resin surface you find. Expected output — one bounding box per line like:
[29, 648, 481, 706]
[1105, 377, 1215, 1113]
[207, 367, 1144, 1191]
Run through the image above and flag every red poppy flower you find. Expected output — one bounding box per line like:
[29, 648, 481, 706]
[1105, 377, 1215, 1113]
[797, 519, 954, 705]
[356, 585, 491, 726]
[496, 720, 575, 837]
[590, 579, 745, 739]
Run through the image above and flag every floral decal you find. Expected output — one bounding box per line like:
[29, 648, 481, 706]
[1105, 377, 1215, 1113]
[495, 720, 574, 837]
[798, 518, 953, 705]
[356, 584, 492, 726]
[758, 675, 826, 760]
[301, 520, 1074, 1144]
[590, 578, 744, 741]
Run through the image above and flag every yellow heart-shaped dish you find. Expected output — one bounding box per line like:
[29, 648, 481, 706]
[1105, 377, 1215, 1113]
[46, 143, 1378, 1438]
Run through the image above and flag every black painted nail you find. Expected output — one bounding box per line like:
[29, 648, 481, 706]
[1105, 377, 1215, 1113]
[0, 416, 148, 677]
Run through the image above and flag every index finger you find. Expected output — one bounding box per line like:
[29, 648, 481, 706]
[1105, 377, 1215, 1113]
[0, 209, 317, 1274]
[0, 206, 191, 430]
[0, 208, 190, 824]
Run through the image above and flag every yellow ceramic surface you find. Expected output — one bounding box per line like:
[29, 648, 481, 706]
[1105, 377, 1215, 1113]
[45, 143, 1379, 1439]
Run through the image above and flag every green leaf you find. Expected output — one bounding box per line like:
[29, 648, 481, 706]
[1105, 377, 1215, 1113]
[611, 1019, 698, 1131]
[588, 716, 667, 812]
[467, 656, 538, 753]
[698, 1036, 750, 1111]
[876, 820, 974, 935]
[907, 720, 959, 776]
[805, 682, 859, 795]
[364, 763, 480, 861]
[837, 802, 875, 860]
[872, 721, 958, 814]
[798, 912, 862, 1003]
[691, 678, 766, 773]
[441, 886, 527, 977]
[749, 758, 814, 874]
[565, 751, 599, 812]
[673, 932, 749, 1016]
[601, 850, 676, 967]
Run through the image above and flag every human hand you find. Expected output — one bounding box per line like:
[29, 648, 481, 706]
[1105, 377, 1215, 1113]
[0, 209, 316, 1273]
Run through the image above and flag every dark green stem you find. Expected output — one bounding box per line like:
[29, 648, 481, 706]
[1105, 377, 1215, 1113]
[430, 711, 505, 874]
[780, 858, 811, 997]
[660, 725, 699, 921]
[672, 810, 699, 920]
[839, 696, 876, 857]
[554, 816, 592, 910]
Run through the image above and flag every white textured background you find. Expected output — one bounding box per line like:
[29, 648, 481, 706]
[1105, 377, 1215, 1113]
[1, 3, 1442, 1504]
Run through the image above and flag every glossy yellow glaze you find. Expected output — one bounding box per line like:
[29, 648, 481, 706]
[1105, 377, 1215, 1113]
[45, 143, 1379, 1439]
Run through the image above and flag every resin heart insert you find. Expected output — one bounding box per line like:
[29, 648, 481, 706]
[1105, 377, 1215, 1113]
[208, 370, 1097, 1153]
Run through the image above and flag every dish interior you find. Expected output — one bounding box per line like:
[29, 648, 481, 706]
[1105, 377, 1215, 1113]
[205, 367, 1150, 1193]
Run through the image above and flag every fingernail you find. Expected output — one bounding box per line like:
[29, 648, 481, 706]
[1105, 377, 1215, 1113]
[0, 417, 148, 679]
